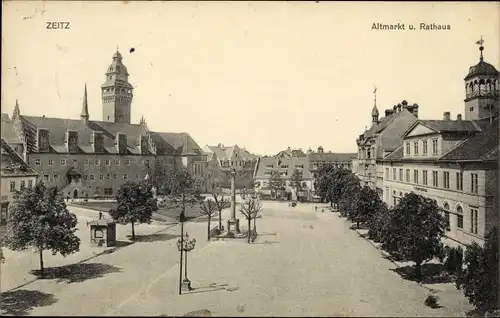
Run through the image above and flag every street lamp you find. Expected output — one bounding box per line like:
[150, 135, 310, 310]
[177, 232, 196, 293]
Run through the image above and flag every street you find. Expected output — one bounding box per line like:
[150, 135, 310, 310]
[1, 202, 472, 316]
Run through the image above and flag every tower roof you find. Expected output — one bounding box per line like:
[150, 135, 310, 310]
[371, 105, 379, 116]
[81, 83, 89, 119]
[464, 40, 499, 80]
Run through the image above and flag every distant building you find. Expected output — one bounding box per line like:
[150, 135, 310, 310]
[355, 99, 420, 198]
[274, 147, 307, 158]
[203, 144, 258, 191]
[308, 146, 356, 174]
[2, 50, 207, 198]
[380, 42, 499, 248]
[1, 137, 38, 224]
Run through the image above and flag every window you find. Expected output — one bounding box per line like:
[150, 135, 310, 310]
[413, 141, 419, 155]
[443, 203, 450, 227]
[44, 174, 49, 182]
[99, 174, 103, 180]
[422, 170, 428, 185]
[72, 159, 78, 167]
[280, 165, 289, 169]
[422, 140, 428, 155]
[469, 106, 474, 112]
[385, 168, 389, 180]
[105, 174, 110, 180]
[104, 188, 113, 195]
[83, 175, 88, 180]
[35, 159, 41, 165]
[90, 175, 95, 180]
[405, 143, 410, 155]
[470, 208, 478, 234]
[60, 159, 67, 166]
[115, 159, 120, 165]
[266, 165, 273, 169]
[95, 159, 100, 166]
[95, 229, 104, 239]
[457, 206, 464, 229]
[443, 171, 450, 189]
[471, 173, 478, 194]
[456, 172, 463, 191]
[123, 174, 128, 180]
[432, 171, 438, 187]
[54, 174, 59, 182]
[399, 168, 403, 181]
[367, 149, 371, 159]
[413, 170, 419, 184]
[125, 159, 130, 166]
[10, 181, 15, 192]
[105, 159, 111, 166]
[112, 173, 116, 179]
[48, 159, 54, 166]
[84, 159, 90, 166]
[145, 160, 150, 168]
[136, 173, 140, 179]
[405, 169, 410, 182]
[28, 180, 33, 188]
[432, 139, 438, 154]
[392, 168, 396, 180]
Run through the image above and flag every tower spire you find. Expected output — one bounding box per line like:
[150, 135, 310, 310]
[371, 86, 379, 124]
[81, 83, 89, 123]
[13, 99, 21, 119]
[476, 36, 484, 61]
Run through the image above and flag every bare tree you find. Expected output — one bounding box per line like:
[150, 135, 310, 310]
[212, 192, 231, 231]
[199, 199, 218, 241]
[240, 198, 263, 243]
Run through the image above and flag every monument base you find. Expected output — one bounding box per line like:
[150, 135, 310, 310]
[181, 279, 192, 291]
[227, 219, 240, 234]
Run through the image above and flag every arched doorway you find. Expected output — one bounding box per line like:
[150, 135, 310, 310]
[73, 189, 78, 198]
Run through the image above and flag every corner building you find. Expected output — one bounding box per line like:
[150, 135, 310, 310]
[4, 50, 207, 198]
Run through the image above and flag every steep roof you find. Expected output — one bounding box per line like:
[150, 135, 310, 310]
[308, 152, 357, 162]
[464, 60, 499, 81]
[152, 132, 203, 156]
[205, 144, 257, 162]
[1, 113, 22, 144]
[254, 157, 312, 180]
[438, 117, 499, 162]
[416, 120, 480, 134]
[383, 145, 404, 160]
[1, 138, 38, 177]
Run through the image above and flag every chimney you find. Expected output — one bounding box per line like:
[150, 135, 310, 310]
[397, 104, 402, 112]
[456, 114, 462, 121]
[385, 109, 394, 116]
[318, 146, 324, 154]
[393, 105, 397, 112]
[443, 112, 451, 121]
[401, 100, 408, 109]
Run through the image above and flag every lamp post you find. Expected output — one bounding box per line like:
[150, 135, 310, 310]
[177, 232, 196, 293]
[227, 168, 240, 234]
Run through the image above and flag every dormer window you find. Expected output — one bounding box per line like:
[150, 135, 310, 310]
[37, 128, 50, 152]
[140, 136, 148, 154]
[67, 131, 78, 153]
[92, 132, 105, 153]
[117, 133, 127, 154]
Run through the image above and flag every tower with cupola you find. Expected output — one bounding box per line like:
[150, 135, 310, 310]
[101, 49, 134, 123]
[464, 38, 499, 120]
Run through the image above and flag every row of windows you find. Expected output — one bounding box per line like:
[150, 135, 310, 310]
[33, 158, 152, 167]
[405, 139, 438, 156]
[386, 167, 477, 193]
[9, 180, 34, 192]
[42, 173, 144, 182]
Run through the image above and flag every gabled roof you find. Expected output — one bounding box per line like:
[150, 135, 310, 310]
[308, 152, 357, 162]
[205, 144, 257, 162]
[360, 108, 412, 144]
[438, 117, 499, 162]
[1, 138, 38, 177]
[414, 120, 479, 134]
[254, 157, 312, 180]
[152, 132, 203, 156]
[274, 148, 307, 158]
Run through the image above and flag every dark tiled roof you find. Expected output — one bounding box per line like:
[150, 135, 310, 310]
[308, 152, 357, 162]
[438, 118, 499, 162]
[383, 145, 404, 160]
[152, 132, 203, 156]
[1, 138, 38, 177]
[417, 120, 480, 133]
[205, 145, 256, 161]
[464, 60, 499, 81]
[254, 157, 312, 180]
[1, 113, 22, 144]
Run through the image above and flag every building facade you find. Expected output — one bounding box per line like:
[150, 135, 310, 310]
[381, 43, 499, 247]
[2, 50, 207, 198]
[308, 146, 356, 173]
[1, 137, 38, 224]
[203, 143, 258, 191]
[356, 99, 420, 197]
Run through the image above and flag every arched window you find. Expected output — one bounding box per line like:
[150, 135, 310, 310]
[443, 202, 450, 227]
[456, 205, 463, 229]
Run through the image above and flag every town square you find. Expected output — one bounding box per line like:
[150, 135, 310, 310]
[1, 1, 499, 317]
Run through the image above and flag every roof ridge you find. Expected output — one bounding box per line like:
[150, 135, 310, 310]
[481, 145, 499, 160]
[437, 134, 475, 161]
[385, 144, 404, 159]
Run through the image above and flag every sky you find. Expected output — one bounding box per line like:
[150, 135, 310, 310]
[2, 1, 499, 156]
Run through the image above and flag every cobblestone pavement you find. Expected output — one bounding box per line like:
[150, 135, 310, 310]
[1, 202, 473, 317]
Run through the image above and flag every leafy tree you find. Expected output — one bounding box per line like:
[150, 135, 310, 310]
[338, 172, 361, 217]
[199, 199, 218, 240]
[4, 182, 80, 277]
[239, 198, 262, 243]
[384, 193, 447, 279]
[290, 168, 303, 195]
[368, 205, 391, 243]
[456, 227, 498, 314]
[212, 191, 231, 231]
[313, 163, 337, 203]
[268, 170, 284, 200]
[109, 181, 158, 240]
[165, 168, 202, 223]
[351, 186, 383, 228]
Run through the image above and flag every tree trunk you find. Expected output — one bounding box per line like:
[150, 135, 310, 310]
[357, 219, 360, 229]
[207, 214, 211, 241]
[414, 261, 422, 280]
[39, 247, 45, 278]
[131, 222, 135, 240]
[248, 218, 251, 243]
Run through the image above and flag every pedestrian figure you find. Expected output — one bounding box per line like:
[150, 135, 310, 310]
[315, 206, 318, 212]
[99, 211, 103, 220]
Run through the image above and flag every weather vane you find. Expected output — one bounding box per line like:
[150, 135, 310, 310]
[475, 36, 484, 61]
